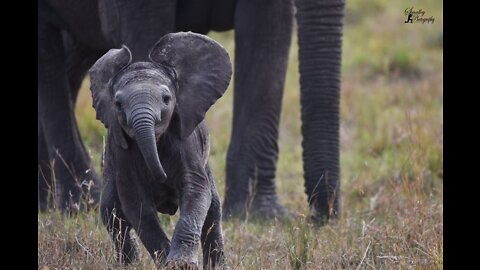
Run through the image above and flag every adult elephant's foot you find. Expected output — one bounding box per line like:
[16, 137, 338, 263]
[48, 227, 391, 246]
[222, 176, 251, 220]
[57, 168, 101, 214]
[57, 183, 83, 214]
[250, 194, 291, 221]
[222, 199, 248, 221]
[308, 201, 340, 227]
[222, 189, 291, 221]
[79, 168, 101, 209]
[222, 195, 290, 221]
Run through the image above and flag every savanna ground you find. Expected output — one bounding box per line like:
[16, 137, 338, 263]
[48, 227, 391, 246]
[38, 0, 443, 269]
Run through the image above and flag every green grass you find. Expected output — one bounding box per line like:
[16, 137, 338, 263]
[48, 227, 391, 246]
[39, 0, 443, 268]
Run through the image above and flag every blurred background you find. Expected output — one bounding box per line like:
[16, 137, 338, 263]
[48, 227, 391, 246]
[40, 0, 443, 268]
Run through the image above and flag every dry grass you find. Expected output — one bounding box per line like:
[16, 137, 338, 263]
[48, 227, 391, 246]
[39, 0, 443, 269]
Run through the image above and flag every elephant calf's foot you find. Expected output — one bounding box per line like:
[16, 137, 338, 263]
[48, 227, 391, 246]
[165, 259, 198, 270]
[116, 247, 138, 266]
[166, 249, 198, 270]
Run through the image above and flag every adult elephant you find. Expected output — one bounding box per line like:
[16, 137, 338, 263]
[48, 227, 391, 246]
[38, 0, 344, 223]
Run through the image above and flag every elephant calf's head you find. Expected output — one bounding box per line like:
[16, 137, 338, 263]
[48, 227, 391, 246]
[89, 32, 232, 182]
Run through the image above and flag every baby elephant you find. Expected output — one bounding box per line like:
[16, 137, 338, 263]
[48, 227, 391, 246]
[89, 32, 232, 269]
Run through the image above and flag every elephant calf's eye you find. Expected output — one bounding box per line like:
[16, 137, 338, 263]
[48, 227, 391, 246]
[115, 101, 122, 111]
[162, 95, 171, 105]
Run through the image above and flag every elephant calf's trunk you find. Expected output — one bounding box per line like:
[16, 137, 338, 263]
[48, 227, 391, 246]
[132, 114, 167, 181]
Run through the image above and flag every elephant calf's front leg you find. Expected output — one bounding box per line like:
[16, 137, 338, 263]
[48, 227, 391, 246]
[167, 172, 212, 269]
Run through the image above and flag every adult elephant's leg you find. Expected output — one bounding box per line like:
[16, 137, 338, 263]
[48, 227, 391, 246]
[38, 36, 101, 212]
[64, 38, 107, 205]
[296, 0, 345, 224]
[38, 120, 52, 212]
[223, 0, 293, 219]
[38, 21, 93, 214]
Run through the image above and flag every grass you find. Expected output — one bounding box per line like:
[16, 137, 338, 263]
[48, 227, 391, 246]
[39, 0, 443, 268]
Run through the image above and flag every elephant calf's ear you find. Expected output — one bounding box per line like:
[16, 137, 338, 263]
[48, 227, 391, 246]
[149, 32, 232, 140]
[89, 46, 132, 149]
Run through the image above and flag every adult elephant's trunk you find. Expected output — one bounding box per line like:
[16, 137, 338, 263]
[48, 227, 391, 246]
[296, 0, 345, 224]
[131, 110, 167, 181]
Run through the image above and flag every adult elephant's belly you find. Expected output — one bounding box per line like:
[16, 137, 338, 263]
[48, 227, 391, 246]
[154, 184, 179, 216]
[46, 0, 112, 50]
[175, 0, 236, 34]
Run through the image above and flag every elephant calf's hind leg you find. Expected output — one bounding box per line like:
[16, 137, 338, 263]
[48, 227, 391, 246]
[100, 186, 138, 264]
[202, 169, 225, 269]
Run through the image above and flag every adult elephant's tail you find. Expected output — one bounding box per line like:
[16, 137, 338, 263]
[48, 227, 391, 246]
[296, 0, 345, 224]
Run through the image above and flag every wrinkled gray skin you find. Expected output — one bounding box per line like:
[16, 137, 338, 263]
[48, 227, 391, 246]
[91, 33, 232, 268]
[38, 0, 344, 223]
